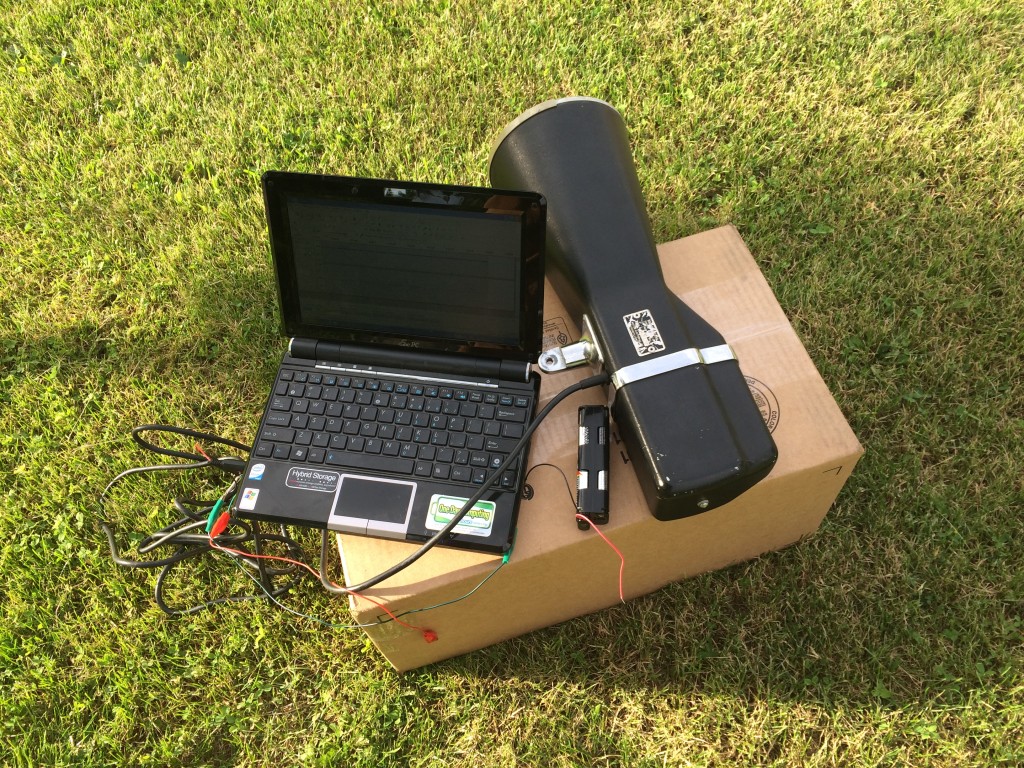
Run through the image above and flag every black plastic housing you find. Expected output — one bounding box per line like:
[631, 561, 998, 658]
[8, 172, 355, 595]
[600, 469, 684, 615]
[489, 98, 777, 519]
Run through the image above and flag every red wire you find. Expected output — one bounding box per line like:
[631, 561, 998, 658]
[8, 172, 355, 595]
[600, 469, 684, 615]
[206, 525, 432, 637]
[576, 514, 625, 603]
[194, 442, 212, 461]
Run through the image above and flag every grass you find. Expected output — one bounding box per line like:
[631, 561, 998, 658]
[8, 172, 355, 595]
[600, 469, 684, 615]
[2, 0, 1023, 764]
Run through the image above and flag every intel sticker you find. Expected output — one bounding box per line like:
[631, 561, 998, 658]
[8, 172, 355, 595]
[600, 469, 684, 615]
[248, 463, 266, 480]
[425, 494, 496, 538]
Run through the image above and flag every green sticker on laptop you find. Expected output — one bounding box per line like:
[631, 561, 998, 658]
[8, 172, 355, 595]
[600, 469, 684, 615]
[426, 495, 496, 537]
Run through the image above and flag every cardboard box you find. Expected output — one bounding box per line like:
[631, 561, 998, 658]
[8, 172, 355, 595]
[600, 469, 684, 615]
[336, 225, 863, 671]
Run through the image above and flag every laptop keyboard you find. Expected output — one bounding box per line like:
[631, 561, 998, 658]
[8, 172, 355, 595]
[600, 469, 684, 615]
[252, 369, 533, 490]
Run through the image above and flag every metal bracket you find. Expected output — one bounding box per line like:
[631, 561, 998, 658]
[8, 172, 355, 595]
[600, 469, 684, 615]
[538, 314, 604, 373]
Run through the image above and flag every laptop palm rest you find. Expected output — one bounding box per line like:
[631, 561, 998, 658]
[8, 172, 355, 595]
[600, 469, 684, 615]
[328, 475, 416, 537]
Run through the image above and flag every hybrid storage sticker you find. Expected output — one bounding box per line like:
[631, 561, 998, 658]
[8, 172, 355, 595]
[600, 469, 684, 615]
[285, 468, 339, 493]
[425, 495, 496, 538]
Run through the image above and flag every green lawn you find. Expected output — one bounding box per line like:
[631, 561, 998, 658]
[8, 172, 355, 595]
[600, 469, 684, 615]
[2, 0, 1022, 765]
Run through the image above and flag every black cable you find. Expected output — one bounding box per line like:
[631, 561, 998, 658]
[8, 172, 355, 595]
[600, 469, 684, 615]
[100, 425, 308, 616]
[320, 371, 611, 594]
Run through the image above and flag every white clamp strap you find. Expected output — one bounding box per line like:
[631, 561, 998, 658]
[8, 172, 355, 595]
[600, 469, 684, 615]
[610, 344, 736, 389]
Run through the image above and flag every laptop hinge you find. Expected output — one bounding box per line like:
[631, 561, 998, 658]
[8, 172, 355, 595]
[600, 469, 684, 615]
[289, 338, 531, 382]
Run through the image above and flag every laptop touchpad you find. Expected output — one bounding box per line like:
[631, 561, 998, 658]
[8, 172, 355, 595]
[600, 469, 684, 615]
[329, 474, 416, 536]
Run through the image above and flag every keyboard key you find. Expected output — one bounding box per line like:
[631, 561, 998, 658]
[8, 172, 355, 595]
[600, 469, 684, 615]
[255, 442, 273, 458]
[294, 372, 308, 383]
[484, 436, 518, 454]
[271, 397, 292, 411]
[437, 447, 454, 463]
[502, 423, 525, 439]
[496, 407, 525, 422]
[292, 447, 308, 461]
[273, 444, 291, 460]
[451, 466, 473, 483]
[260, 427, 295, 443]
[266, 413, 291, 427]
[294, 430, 313, 445]
[313, 432, 331, 448]
[278, 370, 294, 381]
[308, 448, 325, 464]
[364, 438, 382, 454]
[329, 434, 347, 449]
[414, 461, 432, 477]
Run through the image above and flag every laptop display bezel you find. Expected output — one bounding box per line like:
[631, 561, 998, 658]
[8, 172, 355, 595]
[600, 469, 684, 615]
[262, 171, 546, 363]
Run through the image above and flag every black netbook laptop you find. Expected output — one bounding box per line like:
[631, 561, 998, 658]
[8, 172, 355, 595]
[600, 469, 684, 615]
[232, 172, 546, 554]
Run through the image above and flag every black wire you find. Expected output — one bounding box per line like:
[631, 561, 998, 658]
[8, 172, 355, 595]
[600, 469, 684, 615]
[131, 423, 250, 463]
[100, 424, 309, 616]
[319, 371, 611, 594]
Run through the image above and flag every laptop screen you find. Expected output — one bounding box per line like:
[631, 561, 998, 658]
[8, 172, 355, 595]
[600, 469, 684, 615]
[263, 173, 546, 362]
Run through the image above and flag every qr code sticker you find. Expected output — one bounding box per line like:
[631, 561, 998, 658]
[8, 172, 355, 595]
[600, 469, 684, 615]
[623, 309, 665, 356]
